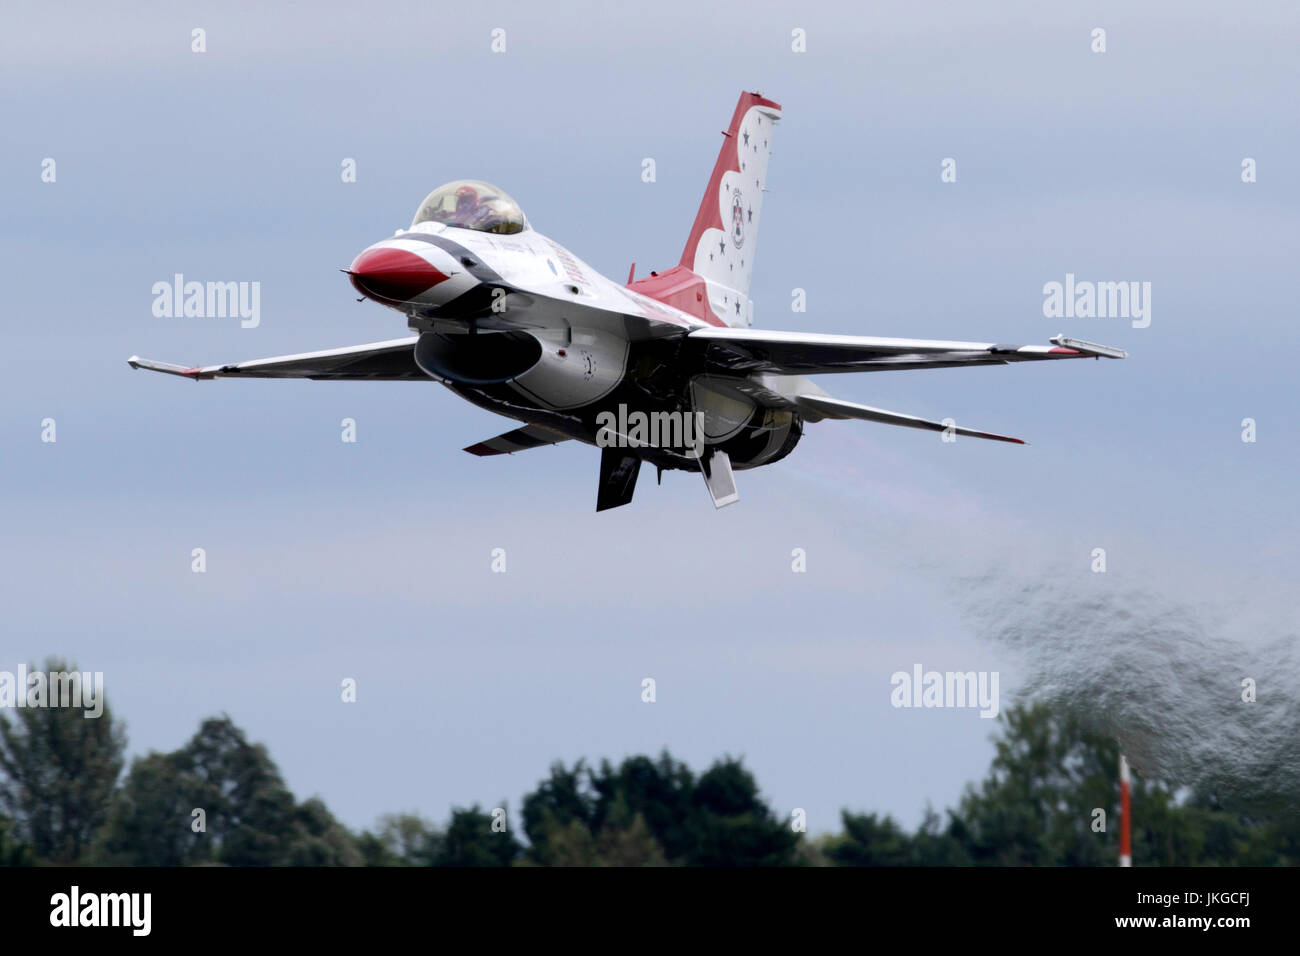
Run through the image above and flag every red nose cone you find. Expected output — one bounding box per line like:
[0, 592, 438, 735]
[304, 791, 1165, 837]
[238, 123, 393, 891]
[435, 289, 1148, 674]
[349, 248, 449, 303]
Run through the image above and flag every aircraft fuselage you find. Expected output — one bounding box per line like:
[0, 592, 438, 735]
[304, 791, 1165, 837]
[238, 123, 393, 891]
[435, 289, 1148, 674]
[352, 222, 800, 473]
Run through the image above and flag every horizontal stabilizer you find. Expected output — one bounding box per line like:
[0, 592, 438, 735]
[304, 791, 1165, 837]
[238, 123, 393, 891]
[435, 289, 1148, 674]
[795, 394, 1024, 445]
[464, 425, 570, 457]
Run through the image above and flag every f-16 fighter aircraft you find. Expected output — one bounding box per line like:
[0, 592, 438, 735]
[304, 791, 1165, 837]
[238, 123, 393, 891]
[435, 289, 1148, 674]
[129, 91, 1126, 511]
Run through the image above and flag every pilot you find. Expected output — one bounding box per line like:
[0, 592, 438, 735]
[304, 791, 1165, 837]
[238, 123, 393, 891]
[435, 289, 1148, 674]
[455, 184, 510, 232]
[454, 184, 482, 224]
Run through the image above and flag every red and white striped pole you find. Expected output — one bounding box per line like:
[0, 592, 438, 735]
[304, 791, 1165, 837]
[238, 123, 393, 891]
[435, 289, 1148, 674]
[1119, 753, 1132, 867]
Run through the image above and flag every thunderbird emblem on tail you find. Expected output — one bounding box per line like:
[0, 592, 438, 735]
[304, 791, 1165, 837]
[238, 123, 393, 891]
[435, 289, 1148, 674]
[129, 91, 1126, 512]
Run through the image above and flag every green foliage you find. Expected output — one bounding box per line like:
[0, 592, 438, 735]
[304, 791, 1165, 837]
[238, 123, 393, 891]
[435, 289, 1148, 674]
[95, 715, 360, 866]
[92, 752, 201, 865]
[521, 760, 595, 861]
[355, 809, 522, 867]
[358, 813, 443, 866]
[522, 751, 798, 866]
[529, 795, 668, 867]
[2, 671, 1296, 867]
[0, 658, 125, 864]
[950, 703, 1126, 865]
[589, 754, 695, 860]
[687, 758, 800, 865]
[825, 812, 915, 866]
[0, 813, 34, 866]
[432, 805, 522, 867]
[283, 797, 364, 867]
[828, 702, 1300, 867]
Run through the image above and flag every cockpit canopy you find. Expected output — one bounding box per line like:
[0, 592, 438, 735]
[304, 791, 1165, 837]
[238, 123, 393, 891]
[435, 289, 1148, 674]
[410, 180, 529, 235]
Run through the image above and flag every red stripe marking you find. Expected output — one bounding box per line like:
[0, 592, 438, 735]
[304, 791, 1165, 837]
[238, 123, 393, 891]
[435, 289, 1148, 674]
[679, 91, 781, 270]
[349, 248, 449, 303]
[626, 265, 725, 326]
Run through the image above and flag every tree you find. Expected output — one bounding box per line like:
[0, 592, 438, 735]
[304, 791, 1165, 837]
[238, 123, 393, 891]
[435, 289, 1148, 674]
[529, 796, 668, 867]
[282, 797, 363, 866]
[0, 658, 125, 863]
[909, 806, 970, 865]
[358, 813, 443, 866]
[590, 797, 669, 866]
[949, 703, 1132, 865]
[825, 812, 914, 866]
[523, 752, 798, 866]
[521, 760, 595, 863]
[93, 752, 202, 865]
[177, 716, 299, 865]
[686, 757, 799, 866]
[96, 715, 361, 865]
[0, 813, 33, 866]
[432, 805, 521, 867]
[918, 701, 1292, 867]
[589, 753, 695, 861]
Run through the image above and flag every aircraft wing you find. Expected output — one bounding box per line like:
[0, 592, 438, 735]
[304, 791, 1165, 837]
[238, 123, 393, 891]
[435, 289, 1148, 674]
[686, 329, 1126, 374]
[126, 337, 425, 380]
[794, 393, 1023, 444]
[464, 424, 571, 456]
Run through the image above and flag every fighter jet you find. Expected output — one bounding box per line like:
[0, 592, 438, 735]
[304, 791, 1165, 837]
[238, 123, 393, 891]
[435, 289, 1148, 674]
[129, 91, 1126, 511]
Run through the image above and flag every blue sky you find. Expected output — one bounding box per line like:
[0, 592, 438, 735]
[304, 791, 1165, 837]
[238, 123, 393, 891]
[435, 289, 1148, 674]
[2, 0, 1297, 834]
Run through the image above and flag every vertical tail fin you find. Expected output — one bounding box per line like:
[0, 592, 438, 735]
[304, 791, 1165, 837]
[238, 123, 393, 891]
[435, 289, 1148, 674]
[680, 91, 781, 328]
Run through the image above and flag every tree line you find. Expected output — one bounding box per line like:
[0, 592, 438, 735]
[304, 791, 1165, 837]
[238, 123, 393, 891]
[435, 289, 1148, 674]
[1, 658, 1294, 866]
